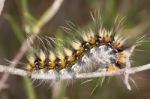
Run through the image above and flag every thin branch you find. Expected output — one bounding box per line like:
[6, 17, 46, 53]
[36, 0, 64, 31]
[0, 0, 5, 15]
[0, 0, 6, 89]
[0, 0, 64, 90]
[124, 45, 136, 90]
[0, 63, 149, 80]
[1, 63, 150, 90]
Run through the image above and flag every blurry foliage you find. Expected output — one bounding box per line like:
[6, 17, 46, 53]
[0, 0, 150, 99]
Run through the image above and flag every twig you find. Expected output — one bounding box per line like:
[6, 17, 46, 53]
[0, 0, 5, 15]
[0, 0, 6, 89]
[0, 0, 64, 90]
[0, 63, 150, 81]
[36, 0, 64, 30]
[0, 35, 36, 90]
[0, 63, 150, 79]
[124, 45, 136, 90]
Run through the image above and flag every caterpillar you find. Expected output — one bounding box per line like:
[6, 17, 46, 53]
[26, 15, 138, 80]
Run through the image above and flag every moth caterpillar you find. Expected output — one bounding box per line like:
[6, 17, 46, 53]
[26, 15, 137, 80]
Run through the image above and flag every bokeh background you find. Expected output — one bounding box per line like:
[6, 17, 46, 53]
[0, 0, 150, 99]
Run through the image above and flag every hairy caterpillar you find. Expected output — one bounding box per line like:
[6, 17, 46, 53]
[26, 15, 138, 80]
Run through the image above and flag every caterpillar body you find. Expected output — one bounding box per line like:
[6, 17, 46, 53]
[26, 16, 136, 79]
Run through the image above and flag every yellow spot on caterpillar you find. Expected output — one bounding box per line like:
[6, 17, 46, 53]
[40, 51, 46, 60]
[82, 31, 96, 45]
[57, 51, 65, 60]
[39, 51, 46, 69]
[59, 59, 66, 68]
[99, 29, 112, 43]
[89, 37, 96, 45]
[72, 41, 85, 56]
[28, 56, 35, 65]
[27, 56, 35, 71]
[27, 64, 34, 72]
[49, 51, 56, 61]
[112, 41, 121, 48]
[76, 46, 85, 56]
[68, 55, 76, 63]
[88, 31, 94, 38]
[57, 51, 67, 68]
[49, 51, 56, 69]
[87, 31, 96, 45]
[64, 48, 76, 62]
[103, 34, 111, 43]
[112, 35, 125, 48]
[49, 61, 56, 69]
[72, 41, 81, 50]
[82, 33, 89, 42]
[107, 64, 119, 73]
[64, 48, 73, 56]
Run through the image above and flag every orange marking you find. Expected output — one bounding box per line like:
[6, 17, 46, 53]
[89, 38, 96, 45]
[116, 51, 127, 64]
[107, 64, 119, 73]
[103, 36, 110, 43]
[76, 46, 85, 56]
[112, 41, 121, 48]
[59, 59, 66, 68]
[49, 61, 56, 69]
[68, 55, 76, 63]
[40, 61, 45, 69]
[27, 64, 34, 72]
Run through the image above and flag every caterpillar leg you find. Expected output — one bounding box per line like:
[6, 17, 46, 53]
[59, 69, 75, 79]
[47, 70, 60, 81]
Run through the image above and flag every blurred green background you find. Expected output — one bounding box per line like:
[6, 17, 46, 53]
[0, 0, 150, 99]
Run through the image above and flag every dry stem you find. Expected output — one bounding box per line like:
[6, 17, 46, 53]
[0, 63, 150, 90]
